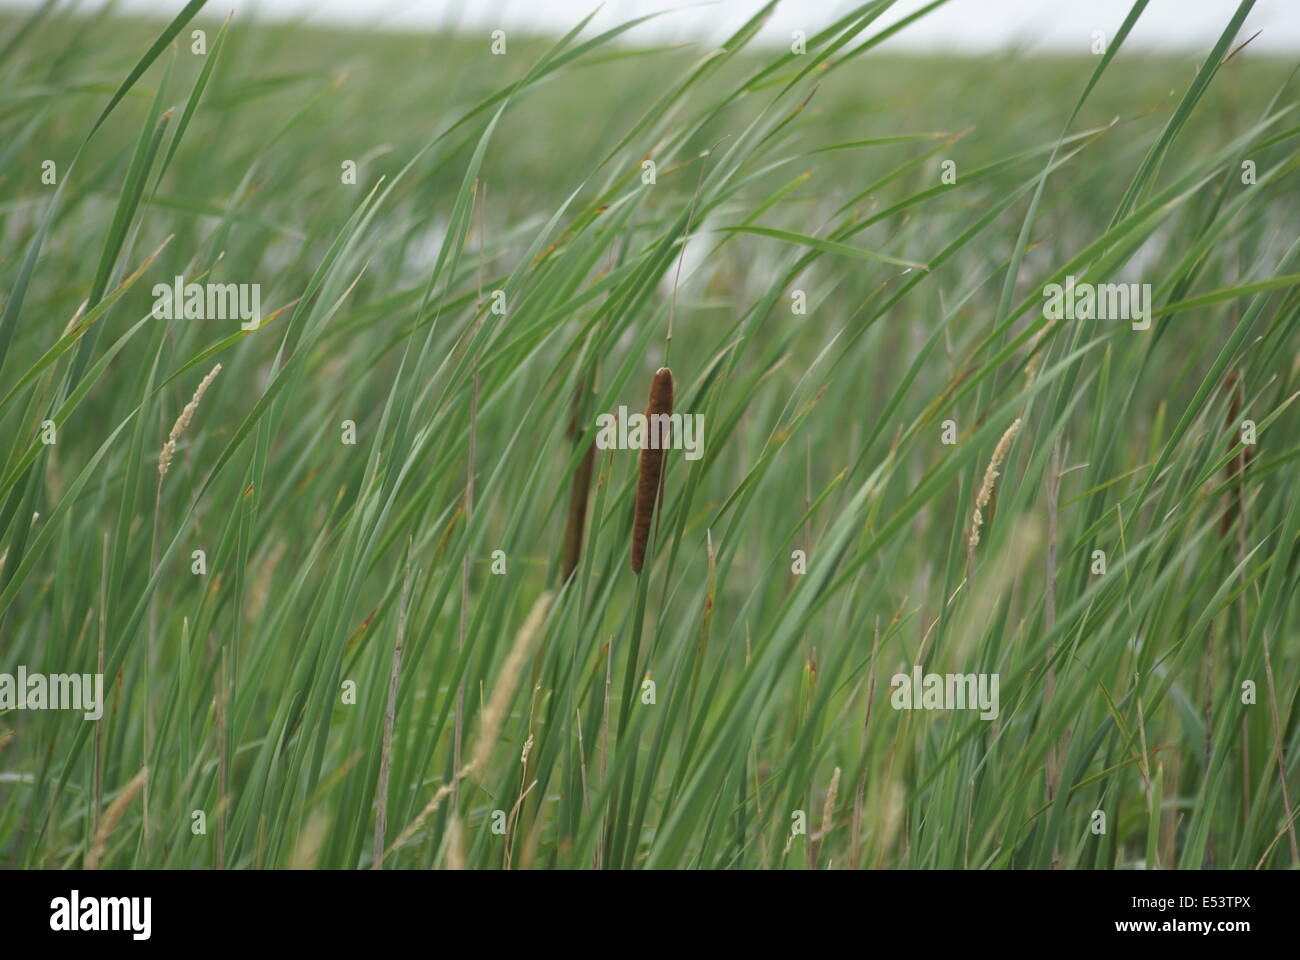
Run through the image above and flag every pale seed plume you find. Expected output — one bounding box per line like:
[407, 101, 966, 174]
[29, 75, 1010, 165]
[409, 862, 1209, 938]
[86, 765, 148, 869]
[813, 765, 841, 843]
[1023, 320, 1055, 388]
[470, 590, 553, 776]
[383, 590, 552, 863]
[969, 418, 1022, 551]
[289, 811, 330, 870]
[159, 363, 222, 480]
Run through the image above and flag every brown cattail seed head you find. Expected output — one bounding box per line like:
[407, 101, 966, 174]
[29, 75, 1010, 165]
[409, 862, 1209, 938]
[631, 367, 673, 574]
[1221, 370, 1248, 536]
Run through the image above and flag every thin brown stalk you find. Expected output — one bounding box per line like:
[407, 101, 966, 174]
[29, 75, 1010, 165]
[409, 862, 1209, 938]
[502, 778, 538, 870]
[1136, 685, 1152, 806]
[803, 440, 812, 672]
[1204, 618, 1215, 867]
[1263, 634, 1299, 865]
[851, 615, 881, 869]
[596, 636, 612, 869]
[576, 708, 590, 814]
[964, 778, 975, 869]
[512, 682, 544, 869]
[1045, 438, 1062, 869]
[216, 646, 228, 869]
[94, 534, 107, 850]
[456, 180, 487, 810]
[373, 537, 414, 868]
[1223, 370, 1252, 818]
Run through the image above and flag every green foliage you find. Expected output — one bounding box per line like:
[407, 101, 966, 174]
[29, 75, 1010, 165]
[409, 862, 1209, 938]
[0, 0, 1297, 869]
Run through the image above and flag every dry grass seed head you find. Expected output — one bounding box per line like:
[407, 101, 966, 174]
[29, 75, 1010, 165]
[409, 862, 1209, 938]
[158, 363, 222, 481]
[968, 417, 1022, 551]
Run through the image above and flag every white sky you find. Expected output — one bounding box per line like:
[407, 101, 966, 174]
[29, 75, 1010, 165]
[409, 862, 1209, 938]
[4, 0, 1300, 53]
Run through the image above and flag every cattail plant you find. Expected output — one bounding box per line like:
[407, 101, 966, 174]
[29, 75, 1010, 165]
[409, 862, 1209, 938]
[562, 380, 596, 581]
[631, 367, 673, 574]
[1220, 369, 1251, 536]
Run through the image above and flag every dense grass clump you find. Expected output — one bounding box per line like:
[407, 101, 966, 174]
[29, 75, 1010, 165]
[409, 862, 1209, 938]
[0, 0, 1298, 870]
